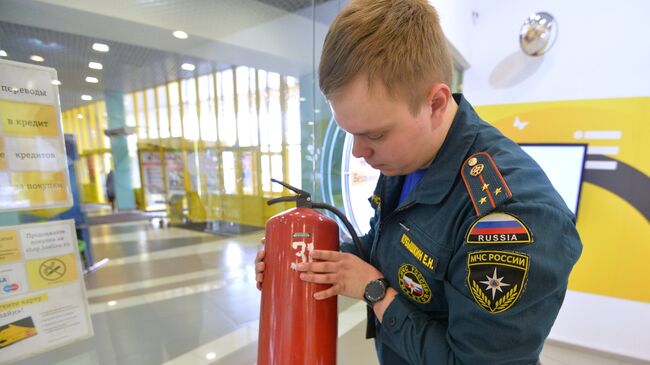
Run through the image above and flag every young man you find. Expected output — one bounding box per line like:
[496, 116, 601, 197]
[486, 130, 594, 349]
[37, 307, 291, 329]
[256, 0, 582, 363]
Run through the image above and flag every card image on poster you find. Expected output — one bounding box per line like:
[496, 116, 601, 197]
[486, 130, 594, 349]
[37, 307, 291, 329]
[0, 220, 92, 364]
[0, 59, 73, 212]
[0, 316, 37, 349]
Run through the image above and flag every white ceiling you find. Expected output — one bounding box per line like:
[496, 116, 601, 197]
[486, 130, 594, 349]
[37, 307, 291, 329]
[0, 0, 341, 109]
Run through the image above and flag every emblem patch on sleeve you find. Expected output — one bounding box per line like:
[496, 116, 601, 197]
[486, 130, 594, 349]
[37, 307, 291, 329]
[466, 212, 532, 244]
[398, 263, 432, 304]
[466, 250, 529, 313]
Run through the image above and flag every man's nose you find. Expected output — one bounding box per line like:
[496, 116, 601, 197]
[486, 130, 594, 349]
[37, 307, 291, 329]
[351, 136, 372, 159]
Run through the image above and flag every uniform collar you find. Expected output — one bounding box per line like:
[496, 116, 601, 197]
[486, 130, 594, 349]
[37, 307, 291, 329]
[408, 93, 479, 205]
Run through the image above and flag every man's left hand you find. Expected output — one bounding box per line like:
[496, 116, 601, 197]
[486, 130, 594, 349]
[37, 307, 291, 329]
[296, 250, 383, 300]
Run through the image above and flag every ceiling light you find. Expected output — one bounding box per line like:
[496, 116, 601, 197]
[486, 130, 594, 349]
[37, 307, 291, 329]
[107, 301, 117, 306]
[88, 62, 103, 70]
[77, 113, 83, 119]
[181, 63, 195, 71]
[81, 94, 93, 101]
[92, 42, 109, 52]
[205, 352, 216, 360]
[30, 55, 45, 62]
[85, 76, 99, 83]
[0, 50, 7, 57]
[51, 80, 62, 86]
[173, 30, 188, 39]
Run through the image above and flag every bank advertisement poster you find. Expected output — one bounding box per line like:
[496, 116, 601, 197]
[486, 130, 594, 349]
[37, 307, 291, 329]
[0, 220, 92, 363]
[0, 59, 73, 211]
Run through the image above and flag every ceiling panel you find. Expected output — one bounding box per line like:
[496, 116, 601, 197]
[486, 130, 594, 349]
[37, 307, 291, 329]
[0, 21, 230, 110]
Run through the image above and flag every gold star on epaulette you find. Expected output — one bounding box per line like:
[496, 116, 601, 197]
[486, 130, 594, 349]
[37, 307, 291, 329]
[494, 187, 502, 196]
[482, 183, 489, 191]
[479, 197, 487, 205]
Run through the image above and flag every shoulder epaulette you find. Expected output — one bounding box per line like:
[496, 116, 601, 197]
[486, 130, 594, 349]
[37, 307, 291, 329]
[461, 152, 512, 217]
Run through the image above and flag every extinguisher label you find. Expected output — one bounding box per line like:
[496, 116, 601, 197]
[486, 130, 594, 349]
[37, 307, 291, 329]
[290, 240, 314, 270]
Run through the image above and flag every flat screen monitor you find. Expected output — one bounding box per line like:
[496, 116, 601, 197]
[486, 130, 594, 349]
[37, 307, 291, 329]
[519, 143, 587, 216]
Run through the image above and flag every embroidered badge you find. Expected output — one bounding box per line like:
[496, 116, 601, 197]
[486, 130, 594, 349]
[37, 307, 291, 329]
[398, 263, 432, 304]
[466, 250, 528, 313]
[399, 233, 437, 271]
[461, 152, 512, 217]
[466, 212, 532, 244]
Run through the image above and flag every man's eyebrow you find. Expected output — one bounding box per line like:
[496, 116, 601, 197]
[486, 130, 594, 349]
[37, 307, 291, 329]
[350, 128, 384, 137]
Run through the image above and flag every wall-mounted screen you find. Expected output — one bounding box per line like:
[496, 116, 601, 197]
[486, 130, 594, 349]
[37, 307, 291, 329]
[519, 144, 587, 216]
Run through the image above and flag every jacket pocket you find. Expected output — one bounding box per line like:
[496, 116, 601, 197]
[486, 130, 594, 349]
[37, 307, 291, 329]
[397, 219, 452, 280]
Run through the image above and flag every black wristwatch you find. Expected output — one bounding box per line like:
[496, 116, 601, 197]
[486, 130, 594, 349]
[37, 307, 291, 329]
[363, 278, 390, 307]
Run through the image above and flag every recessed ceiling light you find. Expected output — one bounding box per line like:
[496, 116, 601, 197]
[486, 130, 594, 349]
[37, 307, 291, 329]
[205, 352, 216, 360]
[0, 50, 7, 57]
[85, 76, 99, 83]
[92, 42, 109, 52]
[30, 55, 45, 62]
[88, 62, 103, 70]
[51, 79, 62, 86]
[181, 63, 195, 71]
[81, 94, 93, 101]
[173, 30, 188, 39]
[77, 113, 83, 119]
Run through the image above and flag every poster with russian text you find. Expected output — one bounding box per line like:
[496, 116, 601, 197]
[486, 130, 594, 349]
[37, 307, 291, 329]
[0, 59, 73, 211]
[0, 220, 92, 363]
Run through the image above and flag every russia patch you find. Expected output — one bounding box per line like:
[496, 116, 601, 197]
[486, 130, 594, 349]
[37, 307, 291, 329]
[466, 212, 532, 244]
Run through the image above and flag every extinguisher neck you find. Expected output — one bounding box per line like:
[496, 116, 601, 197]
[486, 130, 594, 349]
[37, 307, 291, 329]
[296, 195, 313, 208]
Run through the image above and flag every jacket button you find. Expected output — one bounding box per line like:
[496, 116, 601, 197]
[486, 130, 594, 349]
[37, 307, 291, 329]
[388, 317, 396, 326]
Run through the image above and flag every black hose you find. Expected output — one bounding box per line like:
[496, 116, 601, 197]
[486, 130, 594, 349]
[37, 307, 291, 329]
[311, 202, 366, 261]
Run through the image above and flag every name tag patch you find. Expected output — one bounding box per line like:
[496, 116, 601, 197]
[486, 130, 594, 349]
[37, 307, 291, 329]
[466, 212, 532, 244]
[400, 233, 436, 271]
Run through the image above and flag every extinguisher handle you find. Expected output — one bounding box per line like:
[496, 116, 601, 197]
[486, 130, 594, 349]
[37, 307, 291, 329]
[267, 196, 299, 205]
[270, 178, 310, 197]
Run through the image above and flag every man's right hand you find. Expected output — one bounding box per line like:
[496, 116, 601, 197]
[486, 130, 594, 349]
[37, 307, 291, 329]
[255, 239, 265, 290]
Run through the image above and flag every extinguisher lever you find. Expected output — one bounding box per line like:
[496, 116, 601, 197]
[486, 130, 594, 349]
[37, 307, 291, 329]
[267, 196, 300, 205]
[270, 178, 310, 196]
[269, 178, 313, 208]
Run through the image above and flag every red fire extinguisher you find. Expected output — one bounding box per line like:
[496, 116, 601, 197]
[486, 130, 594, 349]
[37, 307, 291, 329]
[257, 179, 365, 365]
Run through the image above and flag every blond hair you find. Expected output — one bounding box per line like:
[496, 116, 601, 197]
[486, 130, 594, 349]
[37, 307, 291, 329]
[319, 0, 452, 115]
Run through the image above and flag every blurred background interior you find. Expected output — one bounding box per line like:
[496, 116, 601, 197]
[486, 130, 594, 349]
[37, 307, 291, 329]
[0, 0, 648, 364]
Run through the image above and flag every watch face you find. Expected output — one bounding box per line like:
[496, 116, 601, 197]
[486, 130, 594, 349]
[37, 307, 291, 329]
[366, 279, 387, 302]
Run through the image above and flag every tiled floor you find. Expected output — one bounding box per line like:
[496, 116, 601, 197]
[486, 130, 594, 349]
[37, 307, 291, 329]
[12, 219, 649, 365]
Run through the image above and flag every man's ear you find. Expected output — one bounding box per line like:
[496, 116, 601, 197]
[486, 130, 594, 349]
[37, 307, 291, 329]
[426, 83, 452, 121]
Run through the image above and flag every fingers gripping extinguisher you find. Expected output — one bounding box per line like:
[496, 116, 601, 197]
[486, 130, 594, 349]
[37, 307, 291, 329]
[257, 179, 365, 365]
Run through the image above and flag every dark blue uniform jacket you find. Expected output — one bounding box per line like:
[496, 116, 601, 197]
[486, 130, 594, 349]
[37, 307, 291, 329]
[342, 94, 582, 365]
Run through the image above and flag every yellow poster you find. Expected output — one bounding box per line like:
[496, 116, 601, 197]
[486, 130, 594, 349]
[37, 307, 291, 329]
[0, 100, 58, 138]
[476, 97, 650, 303]
[25, 254, 79, 290]
[0, 230, 21, 264]
[0, 59, 72, 211]
[0, 293, 48, 313]
[10, 171, 68, 206]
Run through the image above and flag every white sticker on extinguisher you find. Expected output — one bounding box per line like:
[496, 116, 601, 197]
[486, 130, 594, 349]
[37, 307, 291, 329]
[290, 241, 314, 270]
